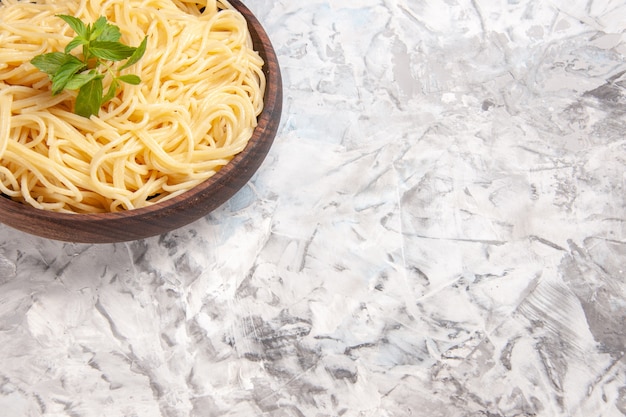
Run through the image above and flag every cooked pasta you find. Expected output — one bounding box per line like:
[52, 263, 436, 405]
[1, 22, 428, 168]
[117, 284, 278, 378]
[0, 0, 265, 213]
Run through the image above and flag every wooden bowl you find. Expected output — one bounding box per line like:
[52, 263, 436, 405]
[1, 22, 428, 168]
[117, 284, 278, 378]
[0, 0, 282, 243]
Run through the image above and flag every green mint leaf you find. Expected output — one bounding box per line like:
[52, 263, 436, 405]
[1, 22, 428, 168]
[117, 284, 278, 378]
[89, 16, 108, 40]
[30, 15, 148, 118]
[57, 15, 88, 38]
[65, 71, 101, 90]
[75, 77, 103, 118]
[50, 56, 85, 94]
[101, 78, 119, 105]
[64, 37, 86, 54]
[89, 41, 136, 61]
[119, 37, 147, 70]
[117, 74, 141, 85]
[30, 52, 68, 75]
[98, 23, 122, 42]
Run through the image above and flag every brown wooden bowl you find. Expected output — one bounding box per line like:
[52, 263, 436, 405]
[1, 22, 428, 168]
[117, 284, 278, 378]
[0, 0, 282, 243]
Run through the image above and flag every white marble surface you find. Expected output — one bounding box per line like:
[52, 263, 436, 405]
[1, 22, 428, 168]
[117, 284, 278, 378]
[1, 0, 626, 416]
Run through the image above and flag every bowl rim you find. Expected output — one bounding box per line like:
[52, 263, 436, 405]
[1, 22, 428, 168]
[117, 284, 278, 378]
[0, 0, 283, 242]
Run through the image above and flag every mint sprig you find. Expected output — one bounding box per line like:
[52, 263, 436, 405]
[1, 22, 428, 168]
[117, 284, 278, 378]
[31, 15, 147, 118]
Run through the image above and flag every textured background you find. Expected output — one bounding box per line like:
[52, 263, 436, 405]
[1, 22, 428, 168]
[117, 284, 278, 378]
[1, 0, 626, 416]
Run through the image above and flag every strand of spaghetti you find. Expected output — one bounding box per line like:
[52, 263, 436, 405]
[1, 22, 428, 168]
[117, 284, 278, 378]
[4, 143, 85, 199]
[4, 143, 92, 198]
[144, 12, 179, 103]
[88, 137, 141, 197]
[134, 129, 197, 173]
[0, 166, 20, 197]
[0, 92, 11, 159]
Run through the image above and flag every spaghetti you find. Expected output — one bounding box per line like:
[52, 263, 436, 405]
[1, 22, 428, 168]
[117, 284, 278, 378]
[0, 0, 265, 213]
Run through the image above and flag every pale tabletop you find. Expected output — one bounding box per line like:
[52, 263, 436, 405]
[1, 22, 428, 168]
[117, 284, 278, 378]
[1, 1, 625, 416]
